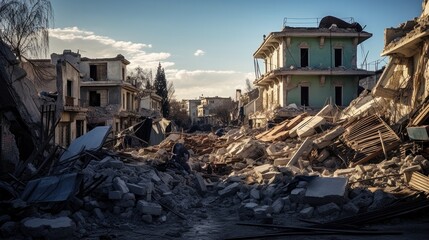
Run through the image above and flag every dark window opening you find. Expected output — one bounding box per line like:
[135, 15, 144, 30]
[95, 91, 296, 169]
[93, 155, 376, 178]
[300, 48, 309, 67]
[301, 86, 309, 106]
[66, 80, 72, 97]
[76, 120, 84, 138]
[335, 86, 343, 106]
[89, 63, 107, 81]
[334, 48, 342, 67]
[89, 91, 101, 106]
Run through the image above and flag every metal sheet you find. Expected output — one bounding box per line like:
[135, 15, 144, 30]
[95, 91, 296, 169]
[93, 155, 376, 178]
[59, 125, 111, 162]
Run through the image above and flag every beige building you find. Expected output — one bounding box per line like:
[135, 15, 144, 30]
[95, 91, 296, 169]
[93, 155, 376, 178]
[197, 96, 232, 124]
[25, 51, 88, 147]
[140, 89, 162, 117]
[181, 99, 201, 124]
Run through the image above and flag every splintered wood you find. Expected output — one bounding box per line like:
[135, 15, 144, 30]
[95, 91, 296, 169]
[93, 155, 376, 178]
[256, 113, 308, 142]
[341, 114, 401, 166]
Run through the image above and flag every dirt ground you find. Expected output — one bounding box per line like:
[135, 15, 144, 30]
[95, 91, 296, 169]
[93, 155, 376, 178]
[72, 196, 429, 240]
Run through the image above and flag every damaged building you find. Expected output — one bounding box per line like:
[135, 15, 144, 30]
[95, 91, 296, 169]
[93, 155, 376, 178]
[250, 16, 374, 127]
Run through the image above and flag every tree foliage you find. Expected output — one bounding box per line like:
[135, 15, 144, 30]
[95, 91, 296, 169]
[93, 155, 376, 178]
[0, 0, 53, 62]
[128, 66, 153, 90]
[169, 99, 190, 129]
[212, 100, 235, 126]
[154, 62, 170, 117]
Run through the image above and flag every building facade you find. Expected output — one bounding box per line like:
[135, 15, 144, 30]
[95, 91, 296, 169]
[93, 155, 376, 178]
[181, 99, 201, 125]
[253, 16, 374, 112]
[197, 96, 232, 124]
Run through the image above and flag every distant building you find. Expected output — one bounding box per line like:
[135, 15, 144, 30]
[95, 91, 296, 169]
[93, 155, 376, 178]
[197, 96, 232, 124]
[139, 89, 162, 118]
[181, 99, 201, 125]
[252, 16, 374, 126]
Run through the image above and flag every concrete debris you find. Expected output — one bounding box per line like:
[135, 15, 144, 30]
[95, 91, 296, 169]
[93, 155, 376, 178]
[4, 6, 429, 236]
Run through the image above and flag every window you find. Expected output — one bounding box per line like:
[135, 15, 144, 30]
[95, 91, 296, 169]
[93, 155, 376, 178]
[58, 122, 71, 147]
[301, 86, 309, 106]
[300, 48, 309, 67]
[334, 48, 342, 67]
[335, 86, 343, 106]
[89, 63, 107, 81]
[76, 120, 84, 138]
[89, 91, 101, 106]
[66, 80, 72, 97]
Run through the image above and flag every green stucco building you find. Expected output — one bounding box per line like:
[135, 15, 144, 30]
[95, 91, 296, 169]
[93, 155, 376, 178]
[253, 17, 374, 110]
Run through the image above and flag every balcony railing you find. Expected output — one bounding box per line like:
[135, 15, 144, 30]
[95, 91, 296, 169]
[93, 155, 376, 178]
[64, 96, 87, 111]
[65, 96, 74, 106]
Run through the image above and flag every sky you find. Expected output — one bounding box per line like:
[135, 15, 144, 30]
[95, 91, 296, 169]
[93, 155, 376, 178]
[48, 0, 423, 100]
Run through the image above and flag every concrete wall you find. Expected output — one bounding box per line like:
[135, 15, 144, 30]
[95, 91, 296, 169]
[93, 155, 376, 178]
[283, 37, 355, 69]
[80, 60, 126, 81]
[81, 86, 121, 106]
[286, 75, 358, 108]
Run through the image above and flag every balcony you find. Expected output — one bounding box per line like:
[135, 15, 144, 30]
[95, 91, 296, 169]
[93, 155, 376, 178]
[64, 96, 87, 112]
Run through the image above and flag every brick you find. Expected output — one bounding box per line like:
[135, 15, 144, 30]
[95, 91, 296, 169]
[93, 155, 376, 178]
[136, 200, 162, 216]
[317, 202, 340, 216]
[218, 182, 240, 197]
[108, 191, 122, 200]
[298, 206, 314, 219]
[127, 183, 147, 195]
[113, 177, 129, 194]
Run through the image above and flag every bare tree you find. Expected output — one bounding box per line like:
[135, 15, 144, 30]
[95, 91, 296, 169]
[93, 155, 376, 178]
[245, 78, 253, 92]
[0, 0, 53, 62]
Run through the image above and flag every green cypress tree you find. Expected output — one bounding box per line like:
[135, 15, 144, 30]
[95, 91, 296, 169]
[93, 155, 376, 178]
[154, 62, 170, 117]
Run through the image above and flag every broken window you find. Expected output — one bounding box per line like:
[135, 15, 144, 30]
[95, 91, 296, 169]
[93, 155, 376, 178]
[300, 48, 309, 67]
[89, 63, 107, 81]
[66, 80, 72, 97]
[89, 91, 101, 107]
[335, 86, 343, 106]
[334, 48, 342, 67]
[301, 86, 309, 106]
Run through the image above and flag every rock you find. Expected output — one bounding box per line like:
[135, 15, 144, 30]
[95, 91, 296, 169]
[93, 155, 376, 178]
[368, 190, 396, 212]
[0, 221, 18, 238]
[400, 165, 422, 174]
[100, 156, 124, 169]
[93, 208, 105, 221]
[194, 173, 207, 194]
[21, 217, 76, 239]
[342, 202, 359, 215]
[142, 214, 153, 224]
[250, 188, 261, 200]
[316, 149, 330, 162]
[127, 183, 147, 195]
[333, 168, 355, 176]
[271, 198, 285, 214]
[253, 205, 273, 219]
[0, 215, 11, 225]
[137, 200, 162, 216]
[71, 211, 86, 227]
[273, 158, 290, 166]
[238, 203, 258, 220]
[351, 190, 373, 208]
[218, 182, 241, 197]
[253, 164, 272, 175]
[290, 188, 306, 203]
[113, 177, 129, 194]
[298, 206, 314, 218]
[317, 202, 340, 216]
[108, 190, 123, 200]
[262, 171, 282, 180]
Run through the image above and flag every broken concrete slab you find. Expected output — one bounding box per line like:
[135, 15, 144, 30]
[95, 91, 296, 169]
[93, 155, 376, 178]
[287, 138, 313, 167]
[21, 217, 76, 239]
[273, 157, 290, 166]
[137, 200, 162, 216]
[317, 202, 341, 216]
[304, 177, 348, 205]
[59, 126, 112, 162]
[21, 173, 82, 203]
[113, 177, 129, 194]
[194, 173, 207, 194]
[127, 183, 147, 195]
[299, 206, 314, 218]
[218, 182, 241, 197]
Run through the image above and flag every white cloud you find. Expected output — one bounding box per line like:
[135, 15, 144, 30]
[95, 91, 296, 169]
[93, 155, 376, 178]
[49, 27, 255, 100]
[193, 49, 205, 56]
[166, 69, 254, 100]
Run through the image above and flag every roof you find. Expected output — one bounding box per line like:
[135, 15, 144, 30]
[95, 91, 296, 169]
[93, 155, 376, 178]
[81, 54, 130, 65]
[254, 27, 372, 58]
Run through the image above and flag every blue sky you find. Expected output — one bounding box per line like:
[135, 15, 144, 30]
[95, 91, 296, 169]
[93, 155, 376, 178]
[49, 0, 423, 100]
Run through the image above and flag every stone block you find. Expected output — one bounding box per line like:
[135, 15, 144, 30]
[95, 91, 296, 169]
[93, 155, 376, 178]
[334, 168, 355, 176]
[108, 190, 123, 200]
[304, 177, 348, 205]
[290, 188, 306, 203]
[194, 173, 207, 193]
[253, 164, 272, 175]
[273, 158, 290, 166]
[71, 211, 86, 226]
[21, 217, 76, 239]
[218, 182, 240, 197]
[137, 200, 162, 216]
[400, 165, 422, 174]
[142, 214, 153, 224]
[317, 202, 340, 216]
[113, 177, 129, 194]
[262, 171, 282, 180]
[127, 183, 147, 195]
[367, 190, 395, 212]
[342, 202, 359, 215]
[250, 188, 260, 200]
[351, 191, 373, 208]
[298, 206, 314, 218]
[271, 198, 285, 214]
[93, 208, 105, 221]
